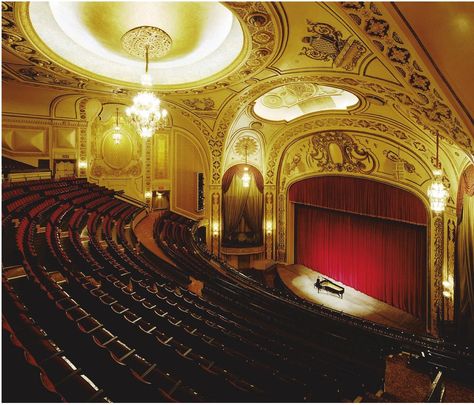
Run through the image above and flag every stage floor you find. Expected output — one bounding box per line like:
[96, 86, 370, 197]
[278, 264, 427, 335]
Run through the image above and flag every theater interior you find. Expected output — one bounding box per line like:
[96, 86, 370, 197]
[2, 1, 474, 402]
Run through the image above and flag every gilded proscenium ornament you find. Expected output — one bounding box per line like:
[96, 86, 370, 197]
[308, 131, 376, 174]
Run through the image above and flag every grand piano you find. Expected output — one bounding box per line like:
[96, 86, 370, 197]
[314, 276, 344, 299]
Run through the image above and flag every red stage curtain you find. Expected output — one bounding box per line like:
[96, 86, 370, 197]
[289, 176, 427, 225]
[295, 204, 426, 319]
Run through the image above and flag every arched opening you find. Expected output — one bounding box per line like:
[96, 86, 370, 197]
[456, 164, 474, 341]
[222, 164, 264, 248]
[289, 176, 428, 319]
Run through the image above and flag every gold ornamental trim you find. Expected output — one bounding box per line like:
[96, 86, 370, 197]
[121, 26, 172, 60]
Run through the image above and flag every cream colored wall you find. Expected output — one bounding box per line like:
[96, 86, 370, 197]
[2, 82, 85, 170]
[171, 128, 208, 220]
[2, 82, 71, 116]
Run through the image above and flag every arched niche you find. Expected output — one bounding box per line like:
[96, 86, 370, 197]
[221, 164, 264, 250]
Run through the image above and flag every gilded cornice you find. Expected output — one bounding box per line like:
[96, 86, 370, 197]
[2, 113, 88, 128]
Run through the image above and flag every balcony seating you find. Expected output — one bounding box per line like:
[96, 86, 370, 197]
[4, 178, 473, 402]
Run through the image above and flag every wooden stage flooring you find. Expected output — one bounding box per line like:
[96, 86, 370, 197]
[278, 264, 427, 336]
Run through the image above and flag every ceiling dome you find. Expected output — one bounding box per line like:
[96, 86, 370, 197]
[26, 2, 245, 87]
[253, 83, 359, 122]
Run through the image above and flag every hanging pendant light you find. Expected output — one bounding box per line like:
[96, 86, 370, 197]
[126, 45, 168, 139]
[112, 108, 122, 145]
[427, 133, 449, 213]
[241, 142, 251, 188]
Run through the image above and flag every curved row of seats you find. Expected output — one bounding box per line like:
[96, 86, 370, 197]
[154, 211, 474, 388]
[5, 179, 472, 401]
[5, 179, 353, 402]
[3, 275, 110, 402]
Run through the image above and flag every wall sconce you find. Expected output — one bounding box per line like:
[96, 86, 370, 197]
[78, 161, 87, 169]
[157, 192, 162, 199]
[144, 191, 152, 199]
[442, 276, 454, 299]
[266, 220, 272, 235]
[212, 222, 219, 237]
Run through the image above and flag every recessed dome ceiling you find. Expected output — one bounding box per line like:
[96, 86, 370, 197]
[254, 83, 359, 122]
[27, 2, 245, 87]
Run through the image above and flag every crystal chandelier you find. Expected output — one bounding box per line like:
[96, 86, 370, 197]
[126, 45, 168, 139]
[427, 134, 449, 213]
[112, 108, 122, 144]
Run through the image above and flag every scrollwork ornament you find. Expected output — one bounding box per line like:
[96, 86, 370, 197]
[433, 215, 444, 331]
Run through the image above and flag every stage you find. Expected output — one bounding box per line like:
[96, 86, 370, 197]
[277, 264, 427, 335]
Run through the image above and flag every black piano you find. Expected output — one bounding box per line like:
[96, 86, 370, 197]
[314, 276, 344, 299]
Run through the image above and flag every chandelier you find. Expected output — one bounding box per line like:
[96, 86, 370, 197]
[112, 107, 122, 144]
[427, 133, 449, 213]
[125, 45, 168, 138]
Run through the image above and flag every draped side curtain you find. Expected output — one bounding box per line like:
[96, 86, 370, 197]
[457, 195, 474, 340]
[223, 174, 249, 239]
[223, 165, 263, 241]
[295, 205, 426, 318]
[243, 180, 263, 235]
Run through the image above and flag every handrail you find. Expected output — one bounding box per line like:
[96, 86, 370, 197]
[115, 193, 148, 208]
[184, 214, 473, 362]
[425, 371, 445, 402]
[7, 170, 52, 183]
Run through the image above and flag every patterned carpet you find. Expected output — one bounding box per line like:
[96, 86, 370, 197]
[379, 353, 474, 403]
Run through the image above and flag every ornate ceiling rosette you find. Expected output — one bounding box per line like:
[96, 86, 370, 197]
[2, 2, 279, 94]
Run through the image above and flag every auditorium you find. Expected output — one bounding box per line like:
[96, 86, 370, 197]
[2, 1, 474, 402]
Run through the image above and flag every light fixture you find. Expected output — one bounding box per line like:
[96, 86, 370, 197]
[266, 220, 272, 235]
[112, 107, 122, 144]
[442, 276, 454, 299]
[126, 45, 168, 139]
[241, 141, 251, 188]
[242, 167, 251, 188]
[78, 161, 87, 169]
[442, 290, 452, 299]
[212, 222, 219, 237]
[427, 133, 449, 213]
[144, 191, 152, 199]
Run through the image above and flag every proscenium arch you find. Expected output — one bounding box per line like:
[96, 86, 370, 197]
[282, 172, 432, 328]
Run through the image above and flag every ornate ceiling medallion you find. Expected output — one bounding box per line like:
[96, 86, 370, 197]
[121, 26, 172, 60]
[235, 137, 258, 158]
